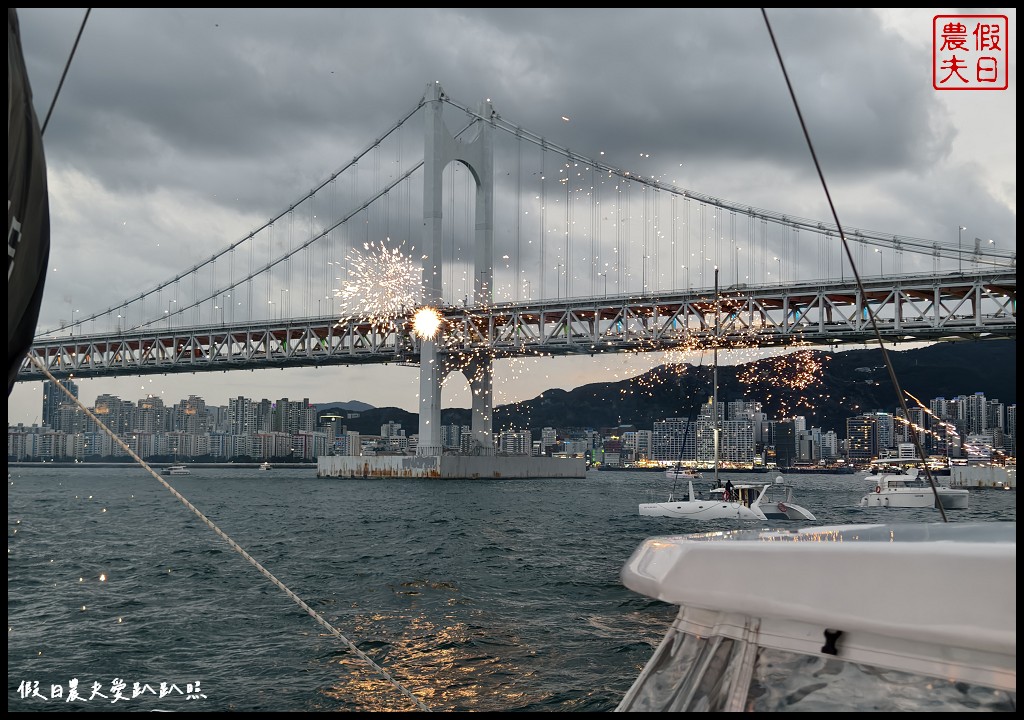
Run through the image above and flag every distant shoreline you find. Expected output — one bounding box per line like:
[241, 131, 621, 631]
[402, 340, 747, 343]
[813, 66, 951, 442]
[8, 462, 318, 469]
[595, 465, 860, 474]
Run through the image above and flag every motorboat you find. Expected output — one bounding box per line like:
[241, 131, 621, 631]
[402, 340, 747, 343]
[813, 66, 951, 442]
[859, 466, 969, 509]
[616, 522, 1015, 711]
[664, 466, 702, 480]
[260, 461, 273, 471]
[162, 464, 191, 476]
[640, 476, 816, 521]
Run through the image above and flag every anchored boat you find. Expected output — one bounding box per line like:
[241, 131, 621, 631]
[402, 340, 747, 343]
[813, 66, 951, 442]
[859, 466, 969, 509]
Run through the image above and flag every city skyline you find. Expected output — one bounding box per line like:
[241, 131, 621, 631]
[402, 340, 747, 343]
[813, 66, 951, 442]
[11, 382, 1015, 432]
[12, 375, 1013, 464]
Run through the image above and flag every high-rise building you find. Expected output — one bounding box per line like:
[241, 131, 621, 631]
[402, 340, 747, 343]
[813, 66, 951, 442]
[318, 413, 345, 444]
[336, 430, 362, 456]
[652, 417, 695, 463]
[381, 421, 404, 438]
[720, 419, 756, 464]
[820, 430, 839, 460]
[172, 395, 210, 435]
[963, 392, 989, 435]
[441, 424, 469, 450]
[795, 427, 821, 463]
[986, 399, 1005, 436]
[897, 407, 928, 453]
[497, 430, 531, 455]
[272, 398, 316, 435]
[771, 420, 798, 467]
[540, 427, 558, 453]
[727, 400, 762, 422]
[255, 399, 274, 433]
[42, 378, 77, 430]
[622, 430, 653, 460]
[228, 396, 258, 436]
[865, 412, 895, 452]
[91, 394, 134, 436]
[846, 415, 878, 462]
[54, 403, 86, 435]
[136, 395, 168, 433]
[1006, 405, 1016, 456]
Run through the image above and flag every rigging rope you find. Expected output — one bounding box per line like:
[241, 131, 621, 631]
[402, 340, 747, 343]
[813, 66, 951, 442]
[760, 7, 947, 521]
[39, 8, 90, 136]
[28, 356, 432, 711]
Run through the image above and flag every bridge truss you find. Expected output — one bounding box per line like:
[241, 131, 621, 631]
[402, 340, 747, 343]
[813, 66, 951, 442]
[20, 271, 1015, 381]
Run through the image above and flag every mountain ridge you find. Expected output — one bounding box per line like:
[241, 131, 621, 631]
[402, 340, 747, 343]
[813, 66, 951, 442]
[322, 340, 1015, 436]
[313, 400, 376, 413]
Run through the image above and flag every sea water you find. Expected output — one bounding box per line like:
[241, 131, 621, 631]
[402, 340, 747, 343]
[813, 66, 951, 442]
[7, 466, 1016, 712]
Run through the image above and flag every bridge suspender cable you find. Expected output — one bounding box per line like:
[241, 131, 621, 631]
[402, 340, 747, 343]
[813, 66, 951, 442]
[28, 355, 433, 711]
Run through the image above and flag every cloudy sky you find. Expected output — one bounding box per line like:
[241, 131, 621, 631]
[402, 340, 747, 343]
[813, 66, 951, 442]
[9, 8, 1016, 425]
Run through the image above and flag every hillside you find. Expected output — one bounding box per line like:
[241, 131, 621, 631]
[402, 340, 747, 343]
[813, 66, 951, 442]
[324, 339, 1015, 435]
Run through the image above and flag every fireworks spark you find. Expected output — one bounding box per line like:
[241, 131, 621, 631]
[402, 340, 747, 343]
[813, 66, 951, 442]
[334, 239, 421, 330]
[412, 307, 443, 340]
[734, 347, 827, 418]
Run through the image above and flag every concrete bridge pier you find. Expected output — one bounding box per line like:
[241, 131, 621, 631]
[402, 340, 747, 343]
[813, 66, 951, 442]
[416, 349, 494, 457]
[463, 355, 494, 455]
[416, 339, 444, 457]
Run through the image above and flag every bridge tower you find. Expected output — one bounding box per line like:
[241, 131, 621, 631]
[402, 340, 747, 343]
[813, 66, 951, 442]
[417, 83, 495, 457]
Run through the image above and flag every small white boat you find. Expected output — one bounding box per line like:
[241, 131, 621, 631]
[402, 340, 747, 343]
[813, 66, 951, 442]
[616, 521, 1015, 711]
[639, 477, 816, 521]
[162, 464, 190, 476]
[640, 480, 763, 520]
[260, 462, 272, 471]
[664, 466, 702, 480]
[859, 466, 969, 509]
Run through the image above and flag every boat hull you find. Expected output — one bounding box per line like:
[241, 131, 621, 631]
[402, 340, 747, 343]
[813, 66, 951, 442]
[759, 501, 816, 521]
[639, 500, 765, 521]
[640, 479, 816, 522]
[860, 488, 969, 509]
[664, 470, 702, 481]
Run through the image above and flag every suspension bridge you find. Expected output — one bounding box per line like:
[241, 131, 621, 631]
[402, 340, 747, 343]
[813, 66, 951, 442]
[19, 83, 1017, 457]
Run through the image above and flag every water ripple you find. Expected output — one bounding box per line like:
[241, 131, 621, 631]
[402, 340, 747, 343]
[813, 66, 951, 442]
[7, 467, 1014, 712]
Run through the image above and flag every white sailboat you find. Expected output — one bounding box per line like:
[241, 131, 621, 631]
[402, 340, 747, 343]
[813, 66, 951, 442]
[639, 269, 816, 522]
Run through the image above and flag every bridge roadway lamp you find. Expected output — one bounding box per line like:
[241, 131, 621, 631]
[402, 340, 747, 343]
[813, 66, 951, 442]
[958, 225, 966, 272]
